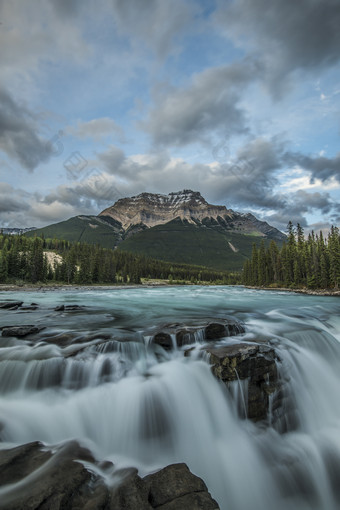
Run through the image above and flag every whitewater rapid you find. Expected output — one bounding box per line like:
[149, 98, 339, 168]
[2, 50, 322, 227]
[0, 286, 339, 510]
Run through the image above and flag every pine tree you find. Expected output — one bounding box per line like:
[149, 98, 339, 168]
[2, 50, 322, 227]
[328, 226, 340, 289]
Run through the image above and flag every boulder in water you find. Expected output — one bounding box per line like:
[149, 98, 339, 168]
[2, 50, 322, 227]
[152, 331, 173, 351]
[144, 463, 219, 510]
[1, 325, 45, 338]
[0, 301, 23, 309]
[207, 343, 281, 422]
[54, 304, 85, 312]
[0, 441, 220, 510]
[204, 320, 245, 340]
[151, 318, 245, 350]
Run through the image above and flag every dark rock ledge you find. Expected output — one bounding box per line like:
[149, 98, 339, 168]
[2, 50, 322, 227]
[1, 325, 45, 337]
[0, 441, 219, 510]
[206, 343, 282, 422]
[151, 319, 245, 351]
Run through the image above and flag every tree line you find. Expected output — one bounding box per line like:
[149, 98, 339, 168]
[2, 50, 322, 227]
[0, 234, 240, 285]
[242, 223, 340, 289]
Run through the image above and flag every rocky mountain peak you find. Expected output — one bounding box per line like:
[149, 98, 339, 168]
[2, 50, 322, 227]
[99, 190, 228, 229]
[98, 189, 285, 241]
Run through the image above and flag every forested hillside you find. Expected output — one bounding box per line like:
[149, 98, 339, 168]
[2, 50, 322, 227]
[243, 223, 340, 289]
[0, 235, 239, 285]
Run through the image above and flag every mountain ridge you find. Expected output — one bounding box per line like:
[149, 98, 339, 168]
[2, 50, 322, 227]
[25, 190, 286, 271]
[99, 189, 285, 241]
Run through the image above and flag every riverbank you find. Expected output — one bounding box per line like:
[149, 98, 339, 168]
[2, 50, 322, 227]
[245, 285, 340, 297]
[1, 282, 339, 296]
[0, 280, 172, 292]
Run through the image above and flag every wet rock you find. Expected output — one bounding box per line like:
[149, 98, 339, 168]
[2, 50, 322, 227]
[151, 319, 244, 350]
[54, 304, 84, 312]
[110, 469, 152, 510]
[144, 464, 219, 510]
[152, 331, 174, 351]
[0, 301, 23, 309]
[0, 442, 219, 510]
[205, 320, 245, 340]
[42, 332, 79, 346]
[20, 306, 38, 311]
[86, 332, 112, 342]
[0, 441, 52, 486]
[155, 492, 220, 510]
[207, 342, 281, 422]
[1, 325, 45, 338]
[0, 441, 97, 510]
[65, 305, 85, 311]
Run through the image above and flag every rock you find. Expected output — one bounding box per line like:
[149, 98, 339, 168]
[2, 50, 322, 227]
[110, 469, 152, 510]
[175, 328, 199, 347]
[54, 304, 84, 311]
[0, 443, 219, 510]
[144, 463, 207, 506]
[41, 332, 79, 346]
[0, 441, 98, 510]
[0, 301, 23, 309]
[207, 342, 281, 422]
[151, 318, 244, 350]
[20, 306, 38, 311]
[204, 320, 245, 340]
[156, 492, 220, 510]
[1, 325, 45, 338]
[0, 441, 51, 486]
[65, 305, 85, 311]
[144, 464, 219, 510]
[152, 332, 174, 351]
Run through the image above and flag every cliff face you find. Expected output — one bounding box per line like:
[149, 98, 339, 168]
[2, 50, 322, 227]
[99, 190, 233, 229]
[99, 189, 286, 241]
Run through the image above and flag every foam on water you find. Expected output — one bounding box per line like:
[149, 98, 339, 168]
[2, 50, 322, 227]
[0, 286, 339, 510]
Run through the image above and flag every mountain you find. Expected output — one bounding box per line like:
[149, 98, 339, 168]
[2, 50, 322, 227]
[26, 190, 285, 271]
[26, 215, 123, 249]
[99, 190, 233, 229]
[1, 227, 37, 235]
[99, 190, 285, 241]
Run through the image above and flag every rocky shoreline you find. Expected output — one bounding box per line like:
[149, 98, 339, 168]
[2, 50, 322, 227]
[245, 285, 340, 297]
[1, 283, 339, 296]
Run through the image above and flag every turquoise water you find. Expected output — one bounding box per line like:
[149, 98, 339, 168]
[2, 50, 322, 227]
[0, 286, 339, 509]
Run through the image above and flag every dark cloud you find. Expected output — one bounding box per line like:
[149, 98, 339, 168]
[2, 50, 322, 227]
[262, 189, 336, 232]
[292, 190, 333, 214]
[215, 0, 340, 93]
[111, 0, 196, 58]
[0, 88, 53, 171]
[283, 151, 340, 182]
[142, 60, 258, 147]
[97, 145, 126, 172]
[48, 0, 84, 18]
[43, 171, 123, 212]
[264, 211, 308, 231]
[213, 137, 287, 210]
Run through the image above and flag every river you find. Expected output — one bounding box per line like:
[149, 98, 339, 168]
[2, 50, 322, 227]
[0, 285, 339, 510]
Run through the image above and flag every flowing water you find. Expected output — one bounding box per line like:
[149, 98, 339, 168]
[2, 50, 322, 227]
[0, 285, 340, 510]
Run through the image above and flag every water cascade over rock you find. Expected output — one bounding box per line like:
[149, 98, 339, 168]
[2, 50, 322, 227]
[0, 286, 339, 510]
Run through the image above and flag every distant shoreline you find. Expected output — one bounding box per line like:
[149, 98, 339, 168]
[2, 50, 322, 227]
[0, 283, 162, 292]
[244, 286, 340, 297]
[0, 283, 339, 296]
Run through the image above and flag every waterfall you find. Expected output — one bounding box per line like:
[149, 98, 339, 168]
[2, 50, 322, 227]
[0, 286, 339, 510]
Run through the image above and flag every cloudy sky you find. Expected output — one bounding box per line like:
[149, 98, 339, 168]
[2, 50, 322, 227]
[0, 0, 339, 233]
